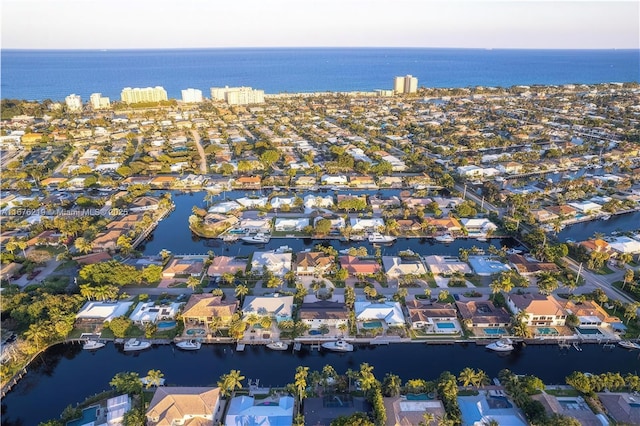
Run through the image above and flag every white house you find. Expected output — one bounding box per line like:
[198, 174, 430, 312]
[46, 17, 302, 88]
[354, 299, 405, 326]
[76, 301, 134, 323]
[461, 218, 498, 236]
[129, 301, 182, 325]
[270, 197, 296, 209]
[208, 200, 242, 214]
[251, 251, 292, 277]
[568, 201, 602, 214]
[303, 195, 334, 209]
[274, 217, 309, 232]
[382, 256, 427, 279]
[609, 236, 640, 255]
[225, 396, 294, 426]
[350, 217, 385, 232]
[506, 293, 567, 327]
[236, 197, 269, 208]
[242, 294, 294, 322]
[321, 175, 348, 185]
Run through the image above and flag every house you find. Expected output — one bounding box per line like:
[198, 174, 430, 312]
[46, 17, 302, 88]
[206, 256, 248, 277]
[303, 194, 334, 209]
[460, 218, 497, 236]
[339, 255, 382, 276]
[608, 236, 640, 255]
[313, 215, 345, 231]
[225, 395, 294, 426]
[506, 293, 567, 326]
[423, 255, 472, 276]
[251, 251, 292, 277]
[146, 387, 221, 426]
[321, 175, 348, 186]
[396, 219, 421, 232]
[424, 217, 463, 233]
[568, 201, 602, 215]
[236, 197, 269, 209]
[207, 200, 241, 214]
[234, 176, 262, 189]
[298, 300, 348, 329]
[295, 176, 317, 187]
[104, 394, 132, 426]
[384, 396, 446, 426]
[26, 230, 62, 247]
[455, 300, 511, 329]
[274, 217, 309, 232]
[129, 196, 160, 212]
[530, 209, 559, 223]
[597, 393, 640, 425]
[382, 256, 427, 279]
[295, 251, 334, 276]
[531, 393, 603, 426]
[546, 205, 577, 218]
[129, 301, 182, 325]
[578, 239, 613, 255]
[242, 294, 294, 322]
[162, 258, 204, 278]
[406, 300, 461, 333]
[181, 294, 238, 328]
[354, 299, 405, 326]
[75, 301, 135, 330]
[560, 299, 621, 329]
[349, 175, 377, 188]
[458, 394, 527, 426]
[350, 217, 385, 232]
[508, 254, 560, 276]
[377, 176, 404, 188]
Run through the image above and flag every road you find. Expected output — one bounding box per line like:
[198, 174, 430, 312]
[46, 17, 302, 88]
[191, 130, 208, 174]
[563, 257, 634, 303]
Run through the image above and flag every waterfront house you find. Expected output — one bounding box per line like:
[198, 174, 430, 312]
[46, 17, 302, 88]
[568, 201, 602, 215]
[303, 194, 334, 209]
[274, 217, 309, 232]
[149, 176, 177, 189]
[560, 299, 621, 329]
[242, 294, 294, 322]
[506, 293, 567, 326]
[508, 254, 560, 276]
[406, 300, 461, 334]
[295, 176, 317, 187]
[339, 255, 381, 276]
[349, 175, 377, 188]
[354, 299, 405, 326]
[128, 196, 160, 213]
[225, 395, 294, 426]
[146, 387, 221, 426]
[294, 251, 334, 276]
[396, 219, 422, 232]
[207, 200, 241, 214]
[384, 396, 445, 426]
[578, 239, 613, 256]
[235, 197, 269, 209]
[298, 300, 348, 330]
[312, 214, 345, 232]
[455, 300, 511, 329]
[530, 209, 559, 223]
[162, 258, 204, 279]
[608, 236, 640, 255]
[350, 217, 385, 232]
[75, 301, 134, 330]
[382, 256, 427, 279]
[321, 175, 348, 186]
[251, 251, 292, 277]
[546, 204, 577, 219]
[423, 255, 472, 276]
[597, 393, 640, 425]
[460, 218, 497, 236]
[234, 176, 262, 189]
[424, 217, 463, 233]
[181, 294, 238, 329]
[458, 393, 527, 426]
[531, 393, 603, 426]
[206, 256, 248, 278]
[377, 175, 404, 188]
[129, 301, 182, 325]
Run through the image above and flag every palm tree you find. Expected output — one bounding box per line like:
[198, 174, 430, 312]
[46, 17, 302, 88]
[245, 313, 260, 329]
[294, 366, 309, 409]
[186, 276, 200, 291]
[419, 412, 435, 426]
[79, 283, 95, 301]
[74, 237, 93, 254]
[458, 367, 477, 389]
[473, 369, 489, 389]
[144, 369, 164, 389]
[358, 363, 377, 393]
[235, 284, 249, 303]
[209, 316, 223, 336]
[222, 272, 235, 286]
[218, 369, 245, 398]
[622, 268, 635, 291]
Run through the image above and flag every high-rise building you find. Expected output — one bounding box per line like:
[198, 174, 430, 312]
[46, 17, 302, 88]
[181, 88, 203, 103]
[65, 94, 83, 111]
[209, 86, 265, 105]
[393, 75, 418, 94]
[90, 93, 111, 109]
[120, 86, 168, 104]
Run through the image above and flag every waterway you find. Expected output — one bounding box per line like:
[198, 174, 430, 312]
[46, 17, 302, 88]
[2, 342, 639, 425]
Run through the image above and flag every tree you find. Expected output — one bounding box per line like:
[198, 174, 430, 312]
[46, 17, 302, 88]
[235, 284, 249, 303]
[382, 373, 401, 397]
[438, 290, 450, 302]
[110, 371, 142, 394]
[144, 369, 164, 388]
[536, 272, 559, 295]
[314, 218, 332, 236]
[330, 412, 374, 426]
[123, 407, 147, 426]
[218, 369, 245, 398]
[622, 268, 635, 291]
[186, 276, 201, 291]
[358, 363, 377, 393]
[458, 367, 477, 388]
[419, 412, 435, 426]
[116, 235, 133, 255]
[74, 237, 93, 254]
[107, 316, 132, 338]
[294, 366, 309, 406]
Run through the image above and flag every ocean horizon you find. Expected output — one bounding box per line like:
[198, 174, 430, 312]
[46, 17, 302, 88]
[1, 47, 638, 101]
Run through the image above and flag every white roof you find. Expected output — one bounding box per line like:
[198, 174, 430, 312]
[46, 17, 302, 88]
[76, 301, 134, 322]
[242, 294, 294, 318]
[251, 251, 292, 277]
[609, 236, 640, 254]
[354, 300, 405, 325]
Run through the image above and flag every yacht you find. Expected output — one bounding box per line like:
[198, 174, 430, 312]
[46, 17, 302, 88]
[175, 339, 202, 351]
[600, 214, 611, 221]
[368, 233, 396, 243]
[241, 233, 271, 244]
[486, 338, 514, 352]
[83, 340, 105, 350]
[434, 233, 455, 243]
[618, 340, 640, 350]
[266, 341, 289, 351]
[321, 339, 354, 352]
[123, 338, 152, 352]
[506, 248, 523, 255]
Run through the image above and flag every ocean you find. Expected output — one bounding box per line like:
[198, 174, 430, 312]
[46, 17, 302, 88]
[1, 48, 638, 101]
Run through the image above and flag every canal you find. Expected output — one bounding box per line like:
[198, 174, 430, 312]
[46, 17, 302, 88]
[2, 342, 639, 425]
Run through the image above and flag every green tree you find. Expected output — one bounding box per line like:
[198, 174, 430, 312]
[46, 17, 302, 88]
[458, 367, 477, 388]
[107, 316, 132, 338]
[381, 373, 401, 397]
[110, 371, 142, 394]
[74, 237, 93, 254]
[235, 284, 249, 303]
[218, 369, 245, 398]
[144, 369, 164, 389]
[294, 366, 309, 407]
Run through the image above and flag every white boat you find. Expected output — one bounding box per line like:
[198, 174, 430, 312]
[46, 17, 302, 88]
[222, 234, 239, 242]
[486, 338, 514, 352]
[368, 233, 396, 243]
[434, 233, 455, 243]
[266, 341, 289, 351]
[618, 340, 640, 350]
[349, 234, 366, 241]
[506, 248, 523, 255]
[600, 214, 611, 221]
[175, 339, 202, 351]
[321, 340, 354, 352]
[83, 340, 105, 350]
[241, 233, 271, 244]
[123, 338, 152, 352]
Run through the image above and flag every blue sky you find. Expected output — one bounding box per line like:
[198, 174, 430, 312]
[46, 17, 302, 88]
[2, 0, 638, 49]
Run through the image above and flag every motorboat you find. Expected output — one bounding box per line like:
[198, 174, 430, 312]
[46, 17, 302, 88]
[175, 339, 202, 351]
[266, 341, 289, 351]
[83, 340, 105, 350]
[506, 248, 523, 255]
[321, 339, 354, 352]
[368, 233, 396, 243]
[486, 338, 514, 352]
[600, 214, 611, 221]
[349, 234, 366, 241]
[123, 338, 152, 352]
[241, 233, 271, 244]
[434, 233, 455, 243]
[618, 340, 640, 350]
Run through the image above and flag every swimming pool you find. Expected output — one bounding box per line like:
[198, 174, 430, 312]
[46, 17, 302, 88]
[483, 327, 507, 335]
[576, 327, 602, 335]
[537, 327, 558, 335]
[363, 321, 383, 329]
[436, 322, 456, 329]
[406, 392, 435, 400]
[309, 329, 321, 335]
[186, 328, 206, 336]
[67, 406, 99, 426]
[157, 321, 176, 330]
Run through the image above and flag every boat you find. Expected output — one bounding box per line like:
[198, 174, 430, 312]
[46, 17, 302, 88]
[434, 233, 455, 243]
[506, 248, 523, 255]
[241, 233, 271, 244]
[618, 340, 640, 350]
[321, 340, 354, 352]
[222, 234, 239, 242]
[175, 339, 202, 351]
[266, 341, 289, 351]
[600, 214, 611, 221]
[368, 233, 396, 243]
[83, 340, 105, 350]
[349, 234, 366, 241]
[486, 338, 514, 352]
[123, 338, 152, 352]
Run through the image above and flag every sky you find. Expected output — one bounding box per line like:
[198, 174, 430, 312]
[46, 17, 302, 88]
[1, 0, 638, 49]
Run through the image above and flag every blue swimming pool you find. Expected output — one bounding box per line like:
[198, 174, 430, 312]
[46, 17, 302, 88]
[309, 329, 321, 335]
[484, 327, 507, 335]
[66, 406, 99, 426]
[436, 322, 456, 329]
[157, 321, 176, 330]
[406, 393, 435, 400]
[363, 321, 383, 329]
[186, 328, 206, 336]
[537, 327, 558, 335]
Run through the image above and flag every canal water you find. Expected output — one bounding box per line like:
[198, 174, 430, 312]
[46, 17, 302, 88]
[2, 342, 639, 425]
